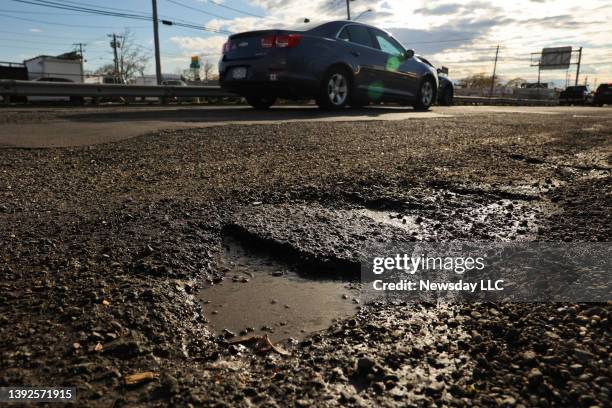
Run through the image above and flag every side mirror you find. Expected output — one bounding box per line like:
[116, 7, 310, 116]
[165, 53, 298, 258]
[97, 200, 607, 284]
[404, 49, 415, 59]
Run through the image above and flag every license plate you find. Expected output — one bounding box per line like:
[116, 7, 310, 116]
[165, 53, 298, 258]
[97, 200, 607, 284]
[231, 67, 247, 79]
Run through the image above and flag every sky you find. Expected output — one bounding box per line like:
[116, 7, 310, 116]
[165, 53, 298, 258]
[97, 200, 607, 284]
[1, 0, 611, 87]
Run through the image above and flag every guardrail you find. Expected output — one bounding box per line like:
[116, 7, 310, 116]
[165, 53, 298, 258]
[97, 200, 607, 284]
[454, 95, 558, 106]
[0, 79, 236, 99]
[1, 80, 560, 106]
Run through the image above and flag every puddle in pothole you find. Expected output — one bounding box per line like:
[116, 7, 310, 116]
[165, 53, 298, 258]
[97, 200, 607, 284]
[198, 237, 361, 342]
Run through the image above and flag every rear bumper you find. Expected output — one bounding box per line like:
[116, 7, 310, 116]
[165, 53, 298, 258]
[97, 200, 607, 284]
[219, 58, 319, 99]
[220, 78, 318, 99]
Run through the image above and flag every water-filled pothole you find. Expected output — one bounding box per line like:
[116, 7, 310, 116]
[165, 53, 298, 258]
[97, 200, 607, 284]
[198, 237, 360, 342]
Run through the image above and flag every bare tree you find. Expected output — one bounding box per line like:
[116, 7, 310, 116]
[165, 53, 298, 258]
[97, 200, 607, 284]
[202, 60, 216, 83]
[506, 77, 527, 88]
[458, 73, 501, 89]
[118, 29, 150, 82]
[93, 63, 115, 76]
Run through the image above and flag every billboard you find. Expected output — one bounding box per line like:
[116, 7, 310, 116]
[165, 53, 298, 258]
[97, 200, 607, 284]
[540, 46, 572, 70]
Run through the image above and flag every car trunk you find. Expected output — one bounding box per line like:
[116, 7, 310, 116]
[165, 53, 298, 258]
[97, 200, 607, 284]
[223, 30, 299, 61]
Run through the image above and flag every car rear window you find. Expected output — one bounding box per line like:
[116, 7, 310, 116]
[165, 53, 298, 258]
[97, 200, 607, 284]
[345, 26, 375, 48]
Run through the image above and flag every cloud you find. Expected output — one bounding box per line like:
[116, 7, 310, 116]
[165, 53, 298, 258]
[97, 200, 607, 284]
[390, 16, 510, 54]
[518, 14, 603, 29]
[28, 28, 41, 32]
[169, 35, 227, 58]
[414, 3, 463, 16]
[158, 0, 612, 86]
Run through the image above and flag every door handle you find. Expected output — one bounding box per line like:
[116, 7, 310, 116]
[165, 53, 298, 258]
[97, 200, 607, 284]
[350, 51, 360, 57]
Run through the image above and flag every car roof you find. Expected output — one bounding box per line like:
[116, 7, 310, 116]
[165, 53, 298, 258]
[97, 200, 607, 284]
[306, 20, 393, 38]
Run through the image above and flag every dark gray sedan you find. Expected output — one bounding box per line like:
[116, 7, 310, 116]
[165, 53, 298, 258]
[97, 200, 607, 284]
[219, 21, 438, 110]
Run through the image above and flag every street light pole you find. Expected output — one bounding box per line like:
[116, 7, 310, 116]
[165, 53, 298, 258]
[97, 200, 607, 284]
[151, 0, 162, 85]
[346, 0, 351, 20]
[489, 44, 499, 98]
[354, 9, 372, 21]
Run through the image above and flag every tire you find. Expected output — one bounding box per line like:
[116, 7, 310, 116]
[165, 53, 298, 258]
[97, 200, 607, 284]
[439, 86, 453, 106]
[413, 77, 436, 111]
[316, 67, 351, 109]
[246, 95, 276, 109]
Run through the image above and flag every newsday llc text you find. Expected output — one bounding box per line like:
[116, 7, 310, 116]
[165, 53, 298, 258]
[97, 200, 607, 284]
[360, 242, 611, 303]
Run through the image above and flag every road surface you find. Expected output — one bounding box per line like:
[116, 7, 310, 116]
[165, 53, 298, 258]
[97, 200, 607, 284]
[0, 104, 610, 147]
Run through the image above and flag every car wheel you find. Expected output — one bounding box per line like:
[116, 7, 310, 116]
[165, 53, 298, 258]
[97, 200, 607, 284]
[317, 67, 350, 109]
[439, 86, 453, 106]
[246, 95, 276, 109]
[413, 77, 436, 110]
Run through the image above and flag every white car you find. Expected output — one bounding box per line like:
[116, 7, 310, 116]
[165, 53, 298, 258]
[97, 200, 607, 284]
[28, 77, 83, 104]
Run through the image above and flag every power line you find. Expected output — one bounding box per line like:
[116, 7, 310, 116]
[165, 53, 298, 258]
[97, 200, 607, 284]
[0, 12, 150, 29]
[55, 0, 161, 15]
[207, 0, 264, 18]
[0, 8, 86, 15]
[0, 43, 77, 52]
[0, 37, 86, 46]
[165, 0, 229, 20]
[8, 0, 232, 34]
[9, 0, 155, 21]
[410, 38, 475, 45]
[52, 0, 210, 27]
[0, 29, 106, 41]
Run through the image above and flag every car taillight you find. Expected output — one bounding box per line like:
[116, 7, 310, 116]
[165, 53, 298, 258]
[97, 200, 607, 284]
[222, 41, 231, 54]
[261, 36, 275, 48]
[275, 34, 302, 48]
[261, 34, 302, 48]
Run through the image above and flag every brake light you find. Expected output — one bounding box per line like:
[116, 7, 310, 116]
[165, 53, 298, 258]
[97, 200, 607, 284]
[261, 36, 275, 48]
[261, 34, 302, 48]
[222, 41, 231, 54]
[275, 34, 302, 48]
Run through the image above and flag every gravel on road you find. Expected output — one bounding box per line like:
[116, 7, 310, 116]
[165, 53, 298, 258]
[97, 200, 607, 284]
[1, 109, 610, 406]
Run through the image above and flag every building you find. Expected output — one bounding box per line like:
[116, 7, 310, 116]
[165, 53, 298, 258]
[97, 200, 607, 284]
[24, 52, 83, 83]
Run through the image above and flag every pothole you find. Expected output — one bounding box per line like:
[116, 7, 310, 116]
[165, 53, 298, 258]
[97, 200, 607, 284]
[198, 236, 361, 343]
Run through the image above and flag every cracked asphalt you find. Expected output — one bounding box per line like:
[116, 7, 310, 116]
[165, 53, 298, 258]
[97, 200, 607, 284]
[0, 105, 610, 407]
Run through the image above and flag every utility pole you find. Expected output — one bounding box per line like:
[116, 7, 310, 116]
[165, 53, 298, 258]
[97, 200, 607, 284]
[73, 42, 85, 59]
[574, 46, 582, 86]
[489, 44, 499, 98]
[73, 42, 86, 82]
[152, 0, 163, 85]
[346, 0, 351, 20]
[108, 34, 122, 78]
